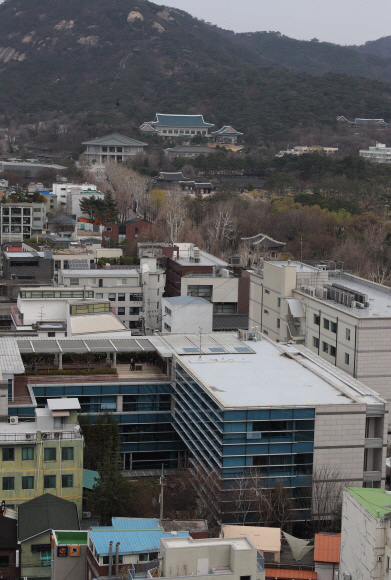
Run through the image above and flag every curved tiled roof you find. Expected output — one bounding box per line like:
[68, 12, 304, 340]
[152, 114, 214, 128]
[212, 125, 243, 136]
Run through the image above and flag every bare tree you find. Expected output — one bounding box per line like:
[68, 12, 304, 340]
[190, 462, 223, 532]
[165, 189, 186, 244]
[207, 204, 237, 242]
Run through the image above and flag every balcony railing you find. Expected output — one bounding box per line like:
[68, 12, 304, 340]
[0, 430, 83, 442]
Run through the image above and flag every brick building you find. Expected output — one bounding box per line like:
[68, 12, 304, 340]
[103, 218, 153, 253]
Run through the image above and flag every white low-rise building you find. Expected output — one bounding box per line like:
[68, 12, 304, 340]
[359, 142, 391, 163]
[162, 296, 213, 334]
[82, 133, 147, 164]
[52, 182, 104, 219]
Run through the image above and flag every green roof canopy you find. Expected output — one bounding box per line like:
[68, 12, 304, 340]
[55, 531, 88, 545]
[346, 487, 391, 519]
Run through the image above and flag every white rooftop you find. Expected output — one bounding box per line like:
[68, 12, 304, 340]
[178, 338, 385, 409]
[269, 260, 320, 273]
[175, 250, 228, 268]
[161, 536, 255, 551]
[47, 398, 81, 411]
[70, 313, 127, 335]
[0, 337, 25, 374]
[4, 252, 45, 258]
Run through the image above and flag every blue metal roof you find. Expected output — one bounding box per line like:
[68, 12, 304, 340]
[89, 529, 189, 556]
[153, 114, 214, 128]
[111, 518, 161, 530]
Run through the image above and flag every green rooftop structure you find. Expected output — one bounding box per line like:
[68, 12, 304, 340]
[54, 531, 88, 545]
[345, 487, 391, 519]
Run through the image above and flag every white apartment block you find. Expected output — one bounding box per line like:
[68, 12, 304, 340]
[52, 182, 103, 219]
[249, 260, 391, 430]
[359, 142, 391, 163]
[0, 203, 46, 244]
[161, 296, 213, 334]
[58, 258, 165, 333]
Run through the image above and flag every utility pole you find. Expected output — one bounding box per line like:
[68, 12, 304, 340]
[159, 463, 164, 520]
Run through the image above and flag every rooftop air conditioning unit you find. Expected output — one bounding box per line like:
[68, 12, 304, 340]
[25, 433, 32, 440]
[9, 416, 18, 425]
[221, 269, 230, 278]
[82, 511, 91, 519]
[54, 433, 60, 439]
[41, 432, 49, 439]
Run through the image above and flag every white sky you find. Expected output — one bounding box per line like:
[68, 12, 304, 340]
[152, 0, 391, 45]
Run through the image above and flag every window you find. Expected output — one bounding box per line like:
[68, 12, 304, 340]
[322, 341, 329, 354]
[41, 551, 51, 567]
[2, 448, 14, 461]
[70, 278, 79, 286]
[118, 307, 125, 315]
[313, 336, 319, 348]
[117, 147, 122, 152]
[214, 303, 237, 314]
[108, 293, 116, 301]
[117, 279, 127, 285]
[129, 307, 141, 315]
[164, 323, 171, 332]
[109, 146, 115, 152]
[129, 293, 143, 301]
[330, 345, 336, 357]
[265, 289, 270, 294]
[2, 477, 14, 490]
[44, 448, 56, 461]
[165, 306, 172, 315]
[345, 353, 350, 365]
[323, 318, 329, 330]
[277, 318, 280, 328]
[62, 447, 74, 461]
[346, 328, 351, 341]
[314, 314, 320, 325]
[102, 146, 107, 152]
[0, 555, 9, 567]
[278, 297, 281, 307]
[62, 474, 73, 488]
[88, 278, 95, 285]
[264, 309, 269, 315]
[331, 321, 337, 333]
[187, 285, 212, 301]
[48, 332, 56, 337]
[22, 476, 34, 489]
[135, 228, 138, 238]
[103, 555, 123, 565]
[33, 217, 41, 221]
[157, 288, 159, 296]
[22, 447, 34, 460]
[118, 293, 125, 301]
[96, 293, 103, 299]
[44, 475, 56, 488]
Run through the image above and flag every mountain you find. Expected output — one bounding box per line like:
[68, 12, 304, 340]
[2, 0, 391, 139]
[353, 36, 391, 59]
[217, 30, 391, 82]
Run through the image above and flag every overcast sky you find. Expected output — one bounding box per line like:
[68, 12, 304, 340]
[152, 0, 391, 45]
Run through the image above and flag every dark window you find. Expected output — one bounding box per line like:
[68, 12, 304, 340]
[214, 303, 237, 314]
[129, 293, 143, 301]
[345, 353, 350, 365]
[323, 341, 329, 354]
[323, 318, 329, 330]
[277, 318, 280, 328]
[135, 227, 138, 238]
[109, 147, 115, 152]
[129, 307, 141, 315]
[331, 321, 337, 333]
[44, 448, 56, 461]
[108, 293, 116, 301]
[61, 474, 73, 488]
[330, 345, 336, 357]
[117, 147, 122, 153]
[313, 336, 319, 348]
[313, 313, 320, 325]
[44, 475, 56, 488]
[62, 447, 74, 461]
[187, 285, 212, 301]
[2, 477, 14, 490]
[346, 328, 351, 340]
[102, 146, 107, 152]
[0, 556, 9, 567]
[118, 307, 125, 315]
[22, 447, 34, 460]
[118, 293, 125, 301]
[48, 332, 56, 337]
[22, 476, 34, 489]
[10, 260, 38, 267]
[2, 448, 14, 461]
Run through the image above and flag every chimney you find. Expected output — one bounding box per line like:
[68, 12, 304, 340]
[108, 541, 113, 578]
[115, 542, 120, 577]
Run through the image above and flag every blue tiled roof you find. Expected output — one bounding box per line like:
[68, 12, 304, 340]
[89, 529, 189, 556]
[111, 518, 161, 529]
[212, 126, 243, 136]
[153, 114, 214, 128]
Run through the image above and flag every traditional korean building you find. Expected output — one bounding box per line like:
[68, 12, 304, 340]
[212, 125, 243, 144]
[140, 114, 214, 138]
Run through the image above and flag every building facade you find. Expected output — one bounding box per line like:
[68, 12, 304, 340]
[0, 202, 46, 244]
[161, 296, 213, 334]
[140, 114, 214, 138]
[82, 133, 147, 164]
[2, 249, 54, 281]
[359, 142, 391, 163]
[249, 260, 391, 429]
[103, 217, 153, 250]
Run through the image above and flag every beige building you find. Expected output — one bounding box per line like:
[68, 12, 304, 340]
[249, 261, 391, 430]
[159, 536, 265, 580]
[220, 525, 280, 563]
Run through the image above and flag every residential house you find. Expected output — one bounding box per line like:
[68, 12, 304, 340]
[313, 533, 340, 580]
[337, 116, 389, 128]
[18, 494, 80, 578]
[82, 133, 147, 164]
[241, 233, 286, 259]
[339, 487, 391, 580]
[0, 202, 46, 244]
[140, 114, 214, 138]
[0, 399, 83, 512]
[103, 217, 153, 251]
[52, 182, 104, 218]
[0, 515, 20, 579]
[47, 215, 77, 240]
[248, 260, 391, 431]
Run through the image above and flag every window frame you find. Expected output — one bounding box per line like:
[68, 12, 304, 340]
[44, 447, 56, 461]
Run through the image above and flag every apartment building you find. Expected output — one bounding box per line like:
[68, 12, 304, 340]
[0, 399, 83, 514]
[52, 182, 103, 219]
[0, 202, 46, 244]
[58, 258, 165, 332]
[359, 142, 391, 163]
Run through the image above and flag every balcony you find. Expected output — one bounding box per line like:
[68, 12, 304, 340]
[0, 430, 82, 442]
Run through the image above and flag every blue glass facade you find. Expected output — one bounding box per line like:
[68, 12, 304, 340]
[18, 380, 187, 471]
[174, 363, 314, 487]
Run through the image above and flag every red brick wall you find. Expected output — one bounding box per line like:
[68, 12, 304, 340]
[237, 272, 250, 314]
[164, 258, 215, 297]
[0, 549, 20, 579]
[126, 221, 153, 244]
[102, 223, 119, 246]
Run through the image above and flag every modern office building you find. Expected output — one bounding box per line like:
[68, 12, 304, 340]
[0, 202, 46, 244]
[0, 398, 83, 514]
[5, 332, 388, 494]
[249, 260, 391, 428]
[81, 133, 147, 164]
[58, 258, 165, 332]
[2, 249, 54, 281]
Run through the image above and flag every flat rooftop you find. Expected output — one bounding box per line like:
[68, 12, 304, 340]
[4, 252, 45, 258]
[269, 260, 320, 273]
[60, 269, 139, 276]
[175, 250, 228, 268]
[177, 338, 385, 410]
[161, 536, 254, 551]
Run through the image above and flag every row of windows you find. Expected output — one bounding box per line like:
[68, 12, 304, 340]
[20, 290, 94, 299]
[70, 278, 130, 286]
[161, 129, 207, 135]
[2, 446, 73, 462]
[313, 314, 351, 340]
[93, 293, 143, 303]
[312, 337, 350, 364]
[2, 474, 73, 490]
[70, 303, 110, 314]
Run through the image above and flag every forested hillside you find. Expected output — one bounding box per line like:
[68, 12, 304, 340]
[1, 0, 391, 141]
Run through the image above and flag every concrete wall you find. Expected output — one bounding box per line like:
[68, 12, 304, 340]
[181, 277, 239, 305]
[52, 544, 87, 580]
[21, 531, 52, 578]
[162, 298, 213, 334]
